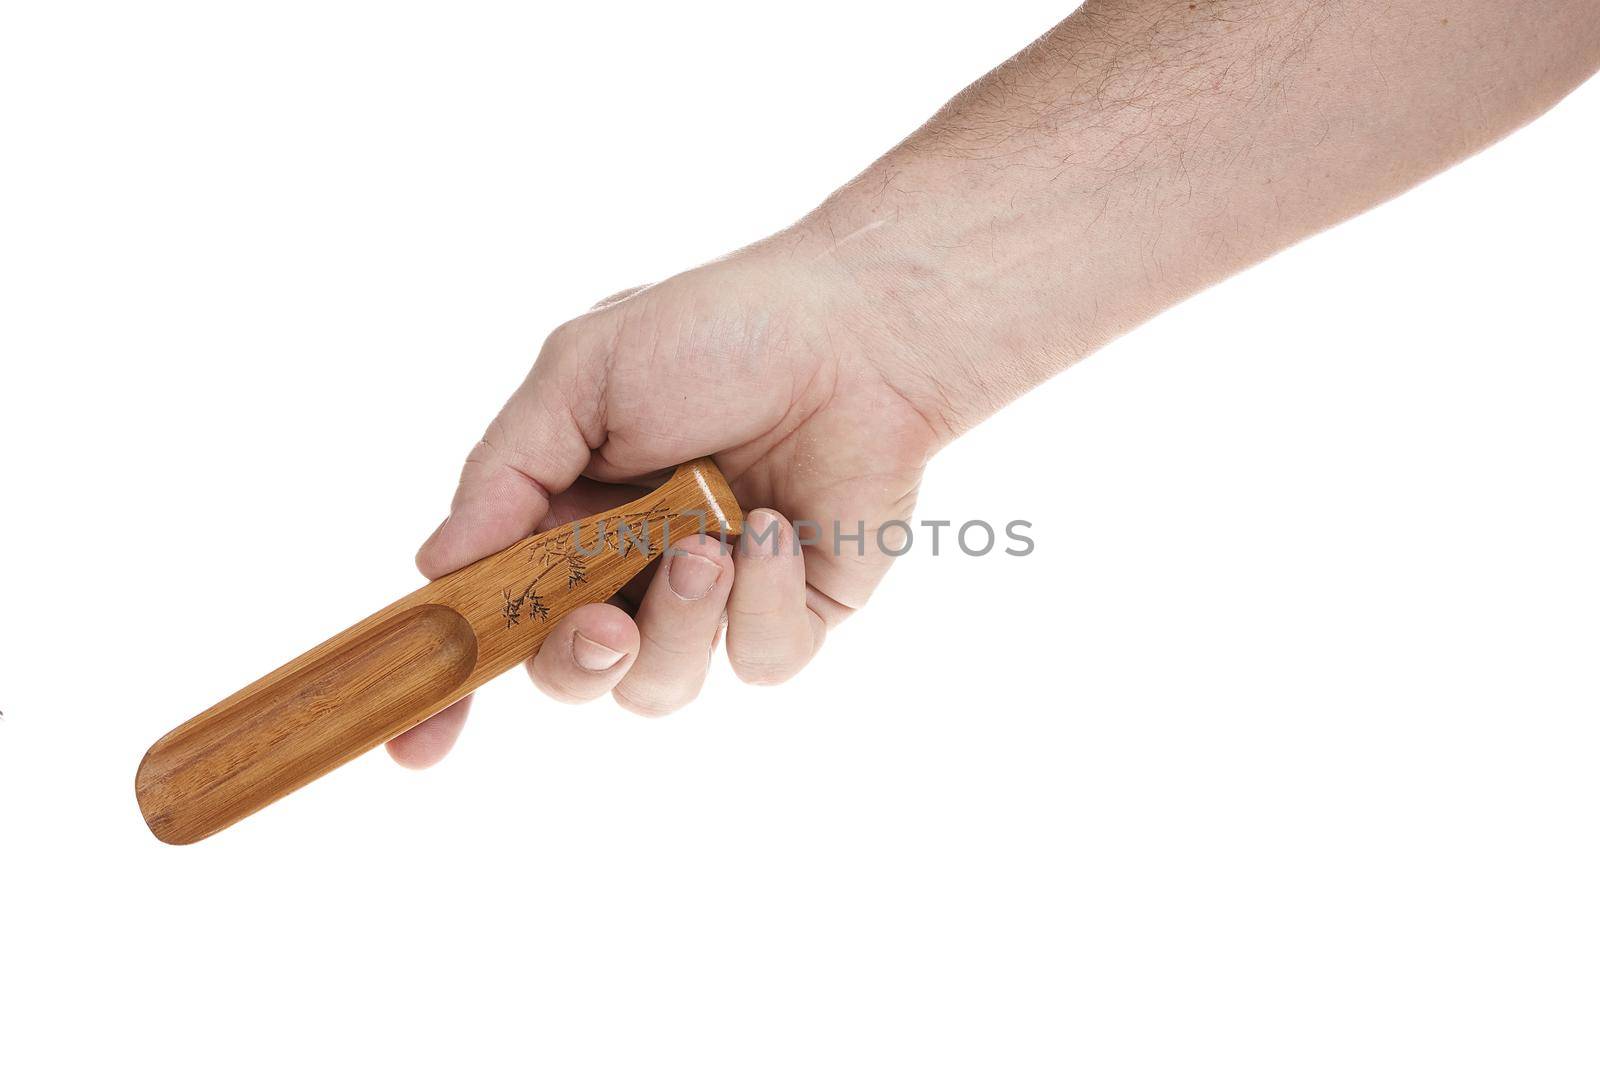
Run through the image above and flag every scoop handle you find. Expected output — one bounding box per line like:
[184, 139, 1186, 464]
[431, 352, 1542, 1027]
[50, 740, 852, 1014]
[136, 459, 743, 845]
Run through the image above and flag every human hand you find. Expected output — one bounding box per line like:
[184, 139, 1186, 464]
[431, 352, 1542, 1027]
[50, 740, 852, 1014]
[385, 240, 953, 766]
[387, 0, 1600, 768]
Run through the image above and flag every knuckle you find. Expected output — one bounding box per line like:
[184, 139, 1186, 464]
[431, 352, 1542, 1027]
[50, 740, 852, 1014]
[541, 318, 583, 356]
[730, 653, 803, 687]
[590, 283, 649, 310]
[638, 628, 707, 662]
[613, 672, 705, 717]
[539, 678, 600, 705]
[530, 664, 606, 705]
[612, 685, 688, 718]
[728, 619, 820, 686]
[462, 434, 501, 473]
[465, 416, 523, 477]
[728, 600, 786, 625]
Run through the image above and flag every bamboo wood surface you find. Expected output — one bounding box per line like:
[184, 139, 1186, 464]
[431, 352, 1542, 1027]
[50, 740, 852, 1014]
[136, 459, 743, 845]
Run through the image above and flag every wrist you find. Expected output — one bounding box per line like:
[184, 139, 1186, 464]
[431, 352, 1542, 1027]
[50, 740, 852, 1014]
[784, 149, 1107, 440]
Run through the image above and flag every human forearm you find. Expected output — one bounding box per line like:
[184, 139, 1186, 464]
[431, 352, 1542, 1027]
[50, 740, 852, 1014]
[794, 0, 1600, 437]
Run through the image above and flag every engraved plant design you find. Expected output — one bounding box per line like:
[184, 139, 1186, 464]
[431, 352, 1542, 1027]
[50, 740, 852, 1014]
[498, 502, 683, 628]
[501, 583, 550, 628]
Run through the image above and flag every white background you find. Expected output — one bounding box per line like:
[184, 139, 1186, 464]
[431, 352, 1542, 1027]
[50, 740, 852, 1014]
[2, 2, 1598, 1063]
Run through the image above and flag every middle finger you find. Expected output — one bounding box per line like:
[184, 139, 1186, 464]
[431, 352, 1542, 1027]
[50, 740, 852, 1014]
[612, 534, 734, 716]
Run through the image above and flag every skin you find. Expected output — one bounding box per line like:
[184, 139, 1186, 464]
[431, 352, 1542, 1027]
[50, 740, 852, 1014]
[388, 0, 1600, 767]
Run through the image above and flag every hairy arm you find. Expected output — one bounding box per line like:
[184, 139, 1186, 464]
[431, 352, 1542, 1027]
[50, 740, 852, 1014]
[799, 0, 1600, 434]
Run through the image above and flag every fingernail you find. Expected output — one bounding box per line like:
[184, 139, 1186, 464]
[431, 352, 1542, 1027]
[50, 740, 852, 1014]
[668, 551, 720, 600]
[741, 509, 782, 557]
[572, 632, 626, 672]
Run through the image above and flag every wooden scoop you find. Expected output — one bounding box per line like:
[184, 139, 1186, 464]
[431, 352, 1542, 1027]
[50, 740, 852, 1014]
[136, 459, 742, 845]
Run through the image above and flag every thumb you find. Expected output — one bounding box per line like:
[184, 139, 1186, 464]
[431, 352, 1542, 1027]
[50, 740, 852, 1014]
[416, 322, 604, 579]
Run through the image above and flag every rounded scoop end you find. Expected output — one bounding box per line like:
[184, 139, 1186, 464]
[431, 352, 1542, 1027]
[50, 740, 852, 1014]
[134, 603, 478, 845]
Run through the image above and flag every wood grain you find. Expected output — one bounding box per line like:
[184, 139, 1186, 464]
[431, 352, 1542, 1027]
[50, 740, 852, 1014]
[136, 459, 743, 845]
